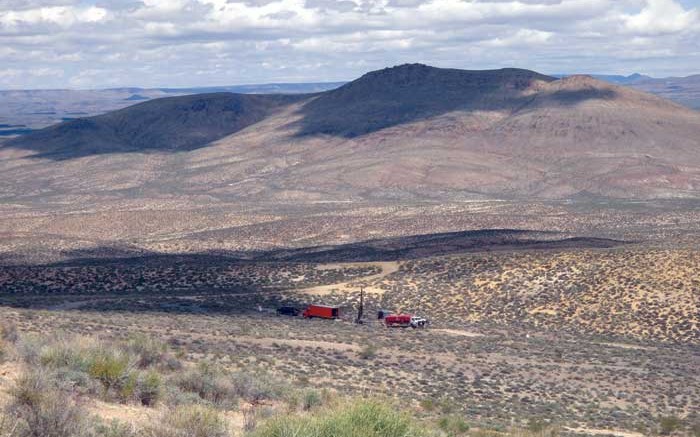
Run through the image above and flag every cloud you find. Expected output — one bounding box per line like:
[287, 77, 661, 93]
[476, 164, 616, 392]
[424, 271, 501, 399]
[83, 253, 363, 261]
[0, 0, 697, 89]
[624, 0, 699, 35]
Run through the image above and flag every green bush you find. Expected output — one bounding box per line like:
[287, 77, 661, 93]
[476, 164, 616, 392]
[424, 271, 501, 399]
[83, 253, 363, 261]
[659, 416, 683, 435]
[419, 399, 436, 412]
[88, 348, 133, 394]
[137, 370, 163, 406]
[173, 363, 236, 407]
[526, 418, 549, 433]
[437, 415, 470, 436]
[251, 400, 428, 437]
[117, 372, 139, 402]
[303, 390, 322, 411]
[144, 405, 229, 437]
[36, 334, 110, 374]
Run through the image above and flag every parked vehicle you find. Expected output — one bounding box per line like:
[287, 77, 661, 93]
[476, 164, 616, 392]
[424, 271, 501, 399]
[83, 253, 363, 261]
[302, 304, 340, 319]
[276, 306, 300, 316]
[377, 309, 392, 319]
[385, 314, 428, 328]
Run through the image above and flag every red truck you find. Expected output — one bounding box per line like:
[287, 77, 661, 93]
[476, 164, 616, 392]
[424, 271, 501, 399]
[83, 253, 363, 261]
[385, 314, 428, 328]
[302, 304, 340, 319]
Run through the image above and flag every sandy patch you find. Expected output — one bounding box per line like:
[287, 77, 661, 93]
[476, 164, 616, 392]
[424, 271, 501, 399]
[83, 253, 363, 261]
[565, 427, 645, 437]
[433, 328, 484, 338]
[302, 261, 400, 296]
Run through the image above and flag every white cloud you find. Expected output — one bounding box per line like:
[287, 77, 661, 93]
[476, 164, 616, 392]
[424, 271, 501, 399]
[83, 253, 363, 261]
[0, 0, 697, 88]
[624, 0, 699, 35]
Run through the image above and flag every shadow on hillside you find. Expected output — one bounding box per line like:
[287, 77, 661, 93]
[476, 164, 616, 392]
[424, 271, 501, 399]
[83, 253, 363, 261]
[0, 228, 627, 315]
[4, 93, 308, 161]
[39, 228, 625, 266]
[293, 65, 617, 138]
[3, 67, 622, 160]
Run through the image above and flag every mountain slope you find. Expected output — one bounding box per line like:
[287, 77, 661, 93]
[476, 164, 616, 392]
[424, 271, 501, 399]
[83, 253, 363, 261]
[297, 64, 554, 136]
[2, 64, 700, 201]
[627, 74, 700, 110]
[6, 93, 306, 159]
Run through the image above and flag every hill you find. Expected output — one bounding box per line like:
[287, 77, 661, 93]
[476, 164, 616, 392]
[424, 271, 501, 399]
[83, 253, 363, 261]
[627, 74, 700, 110]
[0, 82, 344, 131]
[5, 93, 306, 159]
[2, 63, 700, 201]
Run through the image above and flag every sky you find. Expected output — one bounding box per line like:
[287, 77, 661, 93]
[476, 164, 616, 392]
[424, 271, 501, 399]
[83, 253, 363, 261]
[0, 0, 699, 89]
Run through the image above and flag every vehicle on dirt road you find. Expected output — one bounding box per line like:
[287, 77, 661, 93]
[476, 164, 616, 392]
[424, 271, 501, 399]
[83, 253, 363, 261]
[277, 306, 301, 316]
[302, 304, 340, 319]
[384, 314, 429, 328]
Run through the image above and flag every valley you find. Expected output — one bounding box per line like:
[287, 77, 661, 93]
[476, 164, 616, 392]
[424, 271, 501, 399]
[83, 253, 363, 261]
[1, 64, 699, 436]
[0, 198, 698, 435]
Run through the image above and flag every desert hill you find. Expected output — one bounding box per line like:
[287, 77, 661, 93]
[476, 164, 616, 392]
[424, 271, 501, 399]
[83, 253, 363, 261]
[297, 64, 554, 136]
[2, 63, 700, 201]
[6, 92, 305, 159]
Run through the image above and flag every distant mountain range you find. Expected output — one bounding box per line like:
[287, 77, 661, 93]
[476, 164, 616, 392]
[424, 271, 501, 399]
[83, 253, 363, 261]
[554, 73, 700, 110]
[2, 63, 699, 202]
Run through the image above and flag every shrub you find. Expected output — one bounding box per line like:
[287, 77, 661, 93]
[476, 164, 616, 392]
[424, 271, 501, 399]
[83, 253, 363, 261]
[94, 420, 139, 437]
[137, 370, 163, 406]
[52, 367, 101, 395]
[419, 399, 436, 412]
[173, 363, 236, 407]
[0, 339, 7, 364]
[251, 399, 429, 437]
[0, 322, 18, 344]
[10, 371, 49, 409]
[526, 418, 549, 433]
[124, 335, 167, 369]
[117, 372, 139, 402]
[359, 344, 378, 360]
[242, 406, 258, 432]
[659, 416, 683, 435]
[303, 390, 322, 411]
[231, 371, 285, 403]
[14, 336, 47, 366]
[9, 388, 91, 437]
[437, 415, 470, 436]
[88, 348, 133, 394]
[144, 405, 229, 437]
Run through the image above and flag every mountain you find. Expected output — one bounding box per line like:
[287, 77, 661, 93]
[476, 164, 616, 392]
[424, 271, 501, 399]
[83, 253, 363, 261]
[558, 73, 700, 110]
[297, 65, 554, 136]
[625, 75, 700, 110]
[2, 63, 700, 201]
[589, 73, 651, 85]
[6, 93, 306, 159]
[0, 82, 344, 131]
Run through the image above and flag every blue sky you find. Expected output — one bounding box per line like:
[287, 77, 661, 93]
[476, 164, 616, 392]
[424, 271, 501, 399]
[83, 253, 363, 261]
[0, 0, 699, 89]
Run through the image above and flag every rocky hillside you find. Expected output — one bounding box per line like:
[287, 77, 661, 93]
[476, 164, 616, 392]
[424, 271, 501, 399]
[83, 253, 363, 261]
[2, 64, 700, 201]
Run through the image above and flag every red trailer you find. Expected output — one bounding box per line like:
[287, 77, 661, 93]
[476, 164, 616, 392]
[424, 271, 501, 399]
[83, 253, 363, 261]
[385, 314, 428, 328]
[303, 304, 340, 319]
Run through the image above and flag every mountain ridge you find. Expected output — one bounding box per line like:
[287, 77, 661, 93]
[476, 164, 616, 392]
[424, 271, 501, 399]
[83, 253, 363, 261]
[2, 63, 700, 201]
